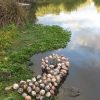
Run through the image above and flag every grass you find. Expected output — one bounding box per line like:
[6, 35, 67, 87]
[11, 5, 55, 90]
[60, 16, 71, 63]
[0, 24, 71, 99]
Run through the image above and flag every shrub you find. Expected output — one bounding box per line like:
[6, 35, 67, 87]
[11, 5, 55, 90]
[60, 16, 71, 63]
[0, 0, 30, 26]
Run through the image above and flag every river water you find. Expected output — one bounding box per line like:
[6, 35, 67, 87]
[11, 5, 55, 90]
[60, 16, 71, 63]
[30, 0, 100, 100]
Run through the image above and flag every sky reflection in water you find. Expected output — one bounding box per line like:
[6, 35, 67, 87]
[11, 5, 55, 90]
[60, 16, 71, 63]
[31, 1, 100, 100]
[36, 1, 100, 68]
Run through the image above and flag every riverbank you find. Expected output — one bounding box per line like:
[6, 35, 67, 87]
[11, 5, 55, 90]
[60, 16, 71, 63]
[0, 24, 71, 99]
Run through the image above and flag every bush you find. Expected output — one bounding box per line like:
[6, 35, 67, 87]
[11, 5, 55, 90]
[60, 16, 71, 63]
[0, 0, 30, 26]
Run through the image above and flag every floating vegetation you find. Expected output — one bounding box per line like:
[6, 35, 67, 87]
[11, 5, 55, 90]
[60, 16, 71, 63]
[6, 54, 70, 100]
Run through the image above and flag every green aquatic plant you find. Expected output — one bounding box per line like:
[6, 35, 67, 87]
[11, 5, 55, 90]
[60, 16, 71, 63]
[0, 24, 71, 99]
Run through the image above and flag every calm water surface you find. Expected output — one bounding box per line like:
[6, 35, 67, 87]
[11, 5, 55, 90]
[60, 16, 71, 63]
[30, 0, 100, 100]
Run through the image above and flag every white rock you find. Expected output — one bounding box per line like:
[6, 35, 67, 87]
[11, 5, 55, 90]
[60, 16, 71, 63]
[42, 58, 44, 62]
[66, 61, 70, 67]
[47, 74, 52, 78]
[31, 91, 36, 96]
[13, 83, 19, 90]
[35, 87, 40, 93]
[23, 84, 28, 90]
[46, 92, 51, 97]
[18, 88, 23, 94]
[62, 65, 68, 70]
[51, 86, 56, 91]
[22, 93, 27, 98]
[45, 59, 48, 63]
[50, 90, 55, 95]
[43, 79, 47, 85]
[40, 89, 45, 96]
[52, 78, 57, 82]
[32, 77, 36, 83]
[48, 83, 52, 88]
[49, 55, 52, 59]
[38, 79, 42, 84]
[40, 83, 45, 88]
[45, 85, 50, 91]
[29, 82, 33, 86]
[49, 65, 54, 68]
[27, 87, 32, 93]
[42, 61, 45, 65]
[41, 65, 45, 69]
[47, 78, 51, 82]
[57, 63, 62, 67]
[20, 80, 26, 84]
[45, 57, 48, 60]
[42, 76, 47, 80]
[54, 82, 58, 87]
[35, 81, 39, 86]
[37, 75, 41, 80]
[27, 79, 31, 83]
[36, 94, 41, 99]
[56, 75, 61, 83]
[32, 84, 35, 90]
[57, 58, 61, 62]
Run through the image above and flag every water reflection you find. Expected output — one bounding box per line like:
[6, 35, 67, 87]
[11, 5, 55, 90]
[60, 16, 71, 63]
[36, 0, 86, 16]
[30, 0, 100, 100]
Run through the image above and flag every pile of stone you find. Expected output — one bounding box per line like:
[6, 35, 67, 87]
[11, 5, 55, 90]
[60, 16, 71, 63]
[12, 54, 70, 100]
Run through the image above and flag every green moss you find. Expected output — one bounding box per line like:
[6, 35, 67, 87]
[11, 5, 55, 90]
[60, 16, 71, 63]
[0, 24, 71, 99]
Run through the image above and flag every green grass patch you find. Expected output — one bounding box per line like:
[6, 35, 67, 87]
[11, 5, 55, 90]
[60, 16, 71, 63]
[0, 24, 71, 99]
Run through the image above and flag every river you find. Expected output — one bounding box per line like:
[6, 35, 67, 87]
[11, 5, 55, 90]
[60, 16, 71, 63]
[30, 0, 100, 100]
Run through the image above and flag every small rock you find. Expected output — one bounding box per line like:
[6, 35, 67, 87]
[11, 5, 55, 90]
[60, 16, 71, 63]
[5, 86, 12, 91]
